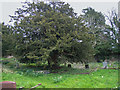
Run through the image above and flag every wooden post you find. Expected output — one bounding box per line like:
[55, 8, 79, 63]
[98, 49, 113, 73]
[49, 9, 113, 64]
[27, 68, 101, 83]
[30, 83, 41, 89]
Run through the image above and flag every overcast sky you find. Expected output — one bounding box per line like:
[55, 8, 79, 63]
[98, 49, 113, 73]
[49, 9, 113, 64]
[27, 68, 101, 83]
[0, 0, 119, 24]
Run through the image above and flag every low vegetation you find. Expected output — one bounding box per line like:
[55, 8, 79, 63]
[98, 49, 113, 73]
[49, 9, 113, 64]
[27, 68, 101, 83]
[1, 58, 119, 88]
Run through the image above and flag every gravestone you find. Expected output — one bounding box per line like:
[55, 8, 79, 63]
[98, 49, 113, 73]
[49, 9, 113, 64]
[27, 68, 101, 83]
[103, 60, 108, 69]
[68, 64, 71, 68]
[85, 64, 89, 69]
[15, 62, 20, 69]
[0, 81, 16, 90]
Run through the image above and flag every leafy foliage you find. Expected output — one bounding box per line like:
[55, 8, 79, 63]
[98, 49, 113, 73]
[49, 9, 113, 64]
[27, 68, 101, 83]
[82, 7, 119, 60]
[1, 23, 17, 57]
[9, 1, 94, 66]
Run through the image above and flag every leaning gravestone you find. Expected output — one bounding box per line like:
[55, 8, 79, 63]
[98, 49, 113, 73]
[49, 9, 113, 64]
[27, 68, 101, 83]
[103, 60, 108, 69]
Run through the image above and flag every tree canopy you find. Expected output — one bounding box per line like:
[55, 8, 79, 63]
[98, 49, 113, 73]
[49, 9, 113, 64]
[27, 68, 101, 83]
[2, 1, 119, 68]
[7, 1, 94, 67]
[82, 7, 119, 60]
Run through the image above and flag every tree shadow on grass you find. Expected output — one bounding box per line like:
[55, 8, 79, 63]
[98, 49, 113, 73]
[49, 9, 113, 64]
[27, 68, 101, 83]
[15, 64, 91, 75]
[50, 66, 91, 75]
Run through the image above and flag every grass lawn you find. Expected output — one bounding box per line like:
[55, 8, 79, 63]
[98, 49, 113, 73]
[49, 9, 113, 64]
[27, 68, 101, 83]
[2, 67, 119, 88]
[1, 57, 119, 88]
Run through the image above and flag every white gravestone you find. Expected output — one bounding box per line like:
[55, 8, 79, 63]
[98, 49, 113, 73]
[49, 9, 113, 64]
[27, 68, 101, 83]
[103, 60, 108, 69]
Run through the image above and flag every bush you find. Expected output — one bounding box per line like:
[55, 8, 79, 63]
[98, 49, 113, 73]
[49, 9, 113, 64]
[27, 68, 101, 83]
[2, 60, 10, 64]
[6, 62, 16, 68]
[21, 69, 44, 77]
[53, 76, 63, 83]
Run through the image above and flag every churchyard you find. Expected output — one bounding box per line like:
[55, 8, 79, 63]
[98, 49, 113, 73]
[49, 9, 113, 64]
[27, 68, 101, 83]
[1, 57, 119, 88]
[1, 0, 120, 89]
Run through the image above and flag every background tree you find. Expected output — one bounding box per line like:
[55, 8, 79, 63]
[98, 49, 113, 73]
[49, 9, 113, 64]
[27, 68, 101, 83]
[105, 9, 119, 56]
[1, 23, 16, 57]
[0, 24, 2, 57]
[81, 7, 119, 61]
[9, 1, 94, 68]
[81, 7, 106, 49]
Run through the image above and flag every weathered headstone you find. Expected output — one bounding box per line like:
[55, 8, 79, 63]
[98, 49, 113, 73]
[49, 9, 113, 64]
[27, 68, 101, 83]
[68, 64, 71, 68]
[15, 62, 20, 69]
[103, 60, 108, 69]
[85, 64, 89, 69]
[0, 81, 16, 90]
[7, 56, 14, 59]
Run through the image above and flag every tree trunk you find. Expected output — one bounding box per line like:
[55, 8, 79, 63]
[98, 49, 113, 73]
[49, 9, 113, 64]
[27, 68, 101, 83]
[48, 59, 51, 68]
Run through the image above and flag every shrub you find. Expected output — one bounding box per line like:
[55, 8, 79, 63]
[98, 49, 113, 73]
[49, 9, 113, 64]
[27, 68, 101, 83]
[53, 76, 63, 83]
[2, 60, 10, 64]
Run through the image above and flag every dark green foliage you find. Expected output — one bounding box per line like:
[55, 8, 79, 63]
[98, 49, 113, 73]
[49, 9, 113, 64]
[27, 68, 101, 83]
[82, 7, 119, 61]
[2, 58, 20, 68]
[1, 23, 16, 56]
[9, 1, 94, 66]
[0, 24, 2, 57]
[82, 7, 105, 27]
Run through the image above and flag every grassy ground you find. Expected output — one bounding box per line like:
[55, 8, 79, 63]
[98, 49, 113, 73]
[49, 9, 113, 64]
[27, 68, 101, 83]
[1, 58, 119, 88]
[2, 69, 118, 88]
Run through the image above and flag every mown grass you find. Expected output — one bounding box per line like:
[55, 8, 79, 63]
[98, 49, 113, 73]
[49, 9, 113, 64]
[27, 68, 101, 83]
[2, 67, 119, 88]
[1, 58, 119, 88]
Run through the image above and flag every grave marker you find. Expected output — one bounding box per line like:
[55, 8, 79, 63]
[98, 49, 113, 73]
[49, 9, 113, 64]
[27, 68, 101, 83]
[0, 81, 16, 90]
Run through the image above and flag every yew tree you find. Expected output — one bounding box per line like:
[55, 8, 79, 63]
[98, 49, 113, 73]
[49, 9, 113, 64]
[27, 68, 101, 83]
[10, 1, 94, 67]
[1, 23, 16, 57]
